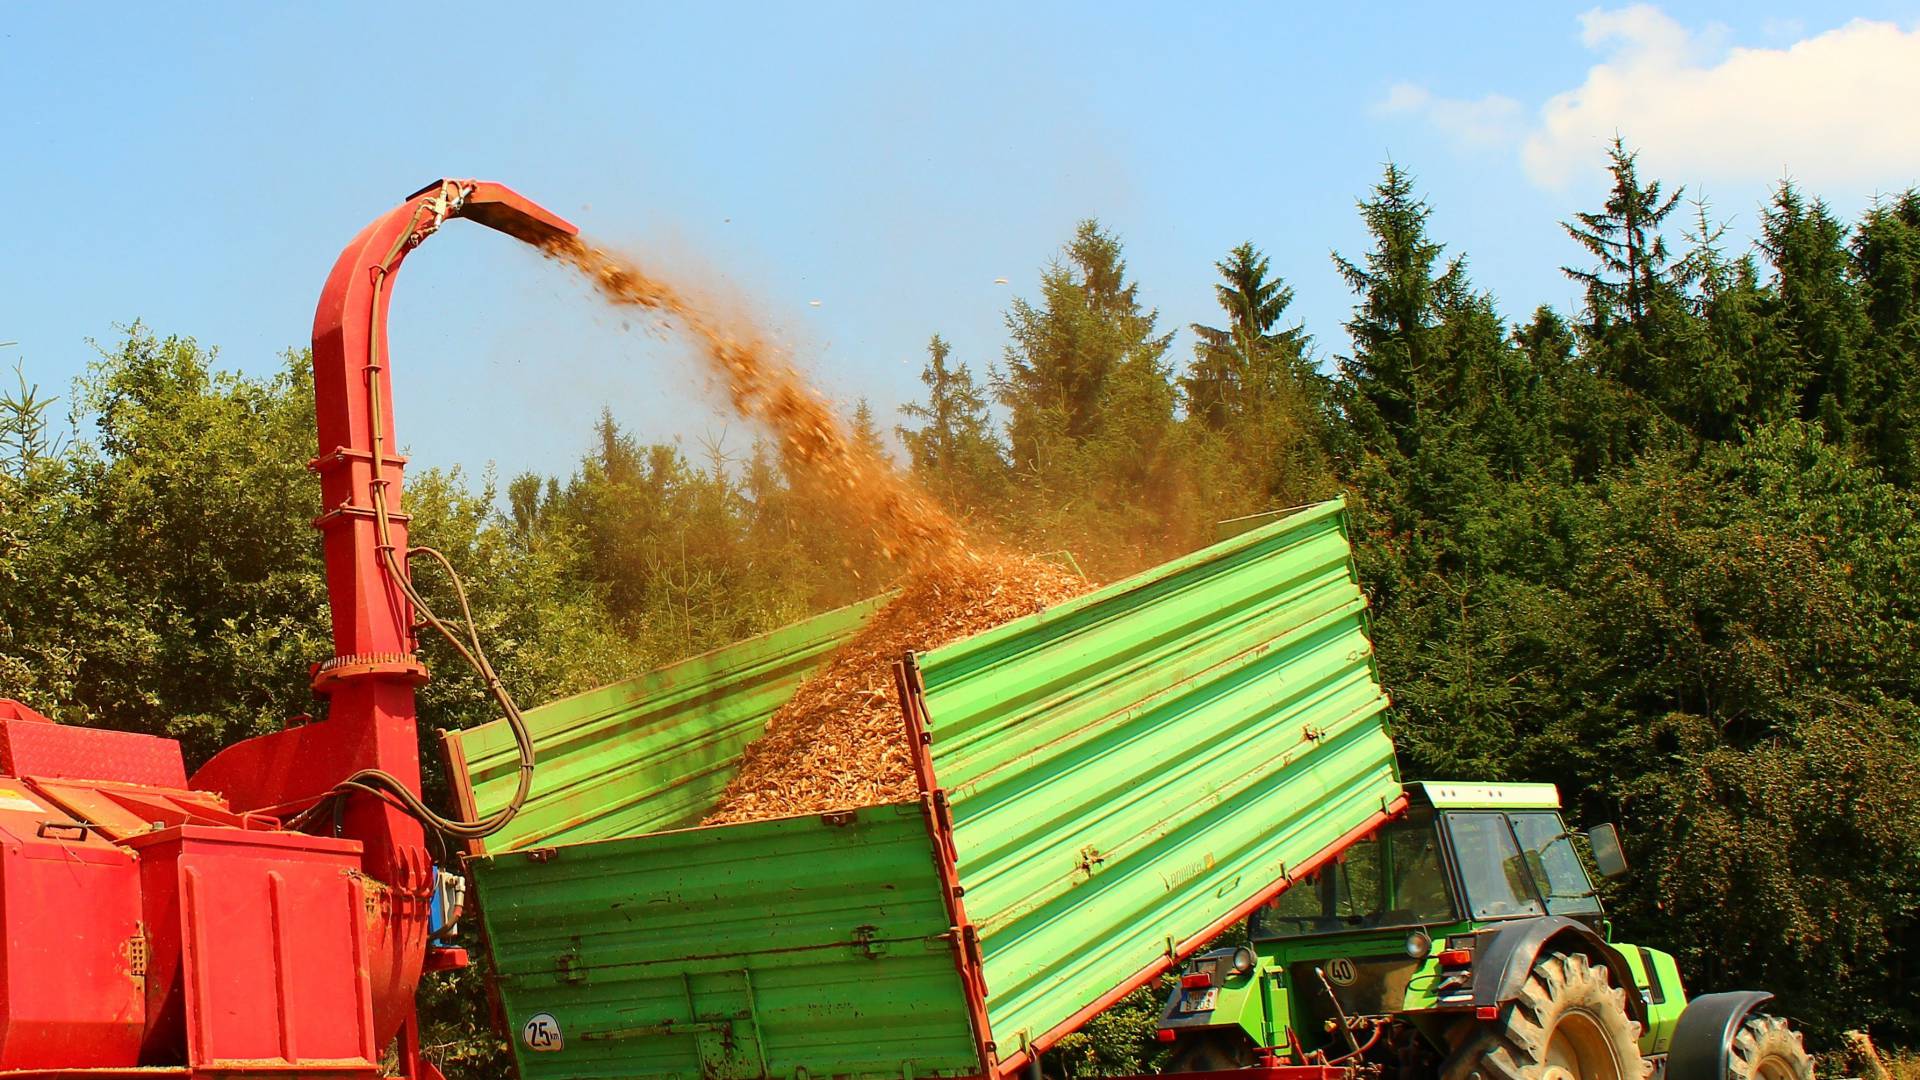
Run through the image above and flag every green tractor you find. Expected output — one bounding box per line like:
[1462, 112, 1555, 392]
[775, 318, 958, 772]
[1157, 782, 1813, 1080]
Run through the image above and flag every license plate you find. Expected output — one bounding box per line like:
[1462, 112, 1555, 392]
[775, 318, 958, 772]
[1178, 989, 1218, 1013]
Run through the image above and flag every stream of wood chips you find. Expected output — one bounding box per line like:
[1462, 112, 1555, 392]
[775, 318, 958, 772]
[542, 236, 1091, 825]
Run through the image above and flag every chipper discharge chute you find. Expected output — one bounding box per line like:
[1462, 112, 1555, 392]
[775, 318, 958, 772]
[445, 499, 1405, 1080]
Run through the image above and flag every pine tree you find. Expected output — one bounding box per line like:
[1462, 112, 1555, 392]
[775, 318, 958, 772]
[1760, 182, 1866, 440]
[897, 335, 1004, 503]
[849, 398, 888, 461]
[1849, 190, 1920, 484]
[0, 362, 59, 481]
[1560, 139, 1691, 452]
[1183, 243, 1309, 431]
[1332, 163, 1463, 459]
[996, 219, 1173, 468]
[1564, 138, 1685, 336]
[1667, 198, 1765, 442]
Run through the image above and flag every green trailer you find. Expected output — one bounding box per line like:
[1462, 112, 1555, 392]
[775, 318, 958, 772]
[444, 499, 1404, 1080]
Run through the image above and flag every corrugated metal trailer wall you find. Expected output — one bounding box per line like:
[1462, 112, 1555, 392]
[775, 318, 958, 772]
[449, 499, 1401, 1080]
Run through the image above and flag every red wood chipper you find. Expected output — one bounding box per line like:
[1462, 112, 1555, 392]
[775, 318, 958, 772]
[0, 181, 574, 1080]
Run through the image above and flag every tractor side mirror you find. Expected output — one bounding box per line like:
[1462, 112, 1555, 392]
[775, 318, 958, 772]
[1586, 823, 1628, 879]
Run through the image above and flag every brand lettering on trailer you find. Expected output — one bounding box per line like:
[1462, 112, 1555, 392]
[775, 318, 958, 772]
[523, 1013, 563, 1052]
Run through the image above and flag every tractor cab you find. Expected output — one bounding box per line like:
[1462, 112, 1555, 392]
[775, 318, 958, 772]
[1157, 782, 1701, 1079]
[1251, 782, 1603, 946]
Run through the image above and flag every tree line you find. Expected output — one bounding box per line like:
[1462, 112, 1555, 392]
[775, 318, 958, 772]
[2, 139, 1917, 1068]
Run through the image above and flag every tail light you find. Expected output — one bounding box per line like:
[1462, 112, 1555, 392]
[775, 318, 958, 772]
[1180, 972, 1213, 989]
[1156, 1029, 1178, 1042]
[1437, 948, 1473, 968]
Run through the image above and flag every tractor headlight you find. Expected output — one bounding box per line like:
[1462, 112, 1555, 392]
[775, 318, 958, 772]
[1231, 946, 1256, 975]
[1405, 930, 1433, 960]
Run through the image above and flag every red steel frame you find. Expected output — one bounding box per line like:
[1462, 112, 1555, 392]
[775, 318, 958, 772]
[187, 180, 576, 1064]
[894, 653, 1410, 1080]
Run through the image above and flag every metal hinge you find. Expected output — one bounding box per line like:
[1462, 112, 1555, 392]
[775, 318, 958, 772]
[851, 924, 891, 958]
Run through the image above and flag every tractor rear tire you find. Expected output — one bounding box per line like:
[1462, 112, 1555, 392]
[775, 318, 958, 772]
[1728, 1015, 1813, 1080]
[1447, 951, 1646, 1080]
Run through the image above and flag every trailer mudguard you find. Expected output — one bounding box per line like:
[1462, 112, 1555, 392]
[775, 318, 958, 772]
[1665, 991, 1774, 1080]
[1470, 916, 1646, 1025]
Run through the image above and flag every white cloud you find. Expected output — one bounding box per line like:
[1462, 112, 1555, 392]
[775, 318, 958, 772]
[1384, 6, 1920, 197]
[1376, 82, 1524, 148]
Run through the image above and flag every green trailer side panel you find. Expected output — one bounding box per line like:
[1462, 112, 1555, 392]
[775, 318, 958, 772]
[475, 802, 981, 1080]
[917, 499, 1401, 1053]
[448, 596, 884, 854]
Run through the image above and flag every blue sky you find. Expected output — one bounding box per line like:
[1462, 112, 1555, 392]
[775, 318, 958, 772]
[5, 3, 1919, 483]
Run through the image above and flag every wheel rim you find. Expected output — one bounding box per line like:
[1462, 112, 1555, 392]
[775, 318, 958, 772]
[1543, 1008, 1624, 1080]
[1753, 1054, 1795, 1080]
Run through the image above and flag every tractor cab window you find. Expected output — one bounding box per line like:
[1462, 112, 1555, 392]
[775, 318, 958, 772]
[1249, 816, 1456, 939]
[1443, 811, 1601, 920]
[1510, 811, 1603, 916]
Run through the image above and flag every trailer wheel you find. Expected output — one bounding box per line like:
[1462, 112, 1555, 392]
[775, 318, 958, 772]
[1165, 1032, 1253, 1073]
[1452, 951, 1646, 1080]
[1728, 1015, 1812, 1080]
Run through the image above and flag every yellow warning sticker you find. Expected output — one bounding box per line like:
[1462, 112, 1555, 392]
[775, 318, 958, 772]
[0, 785, 43, 814]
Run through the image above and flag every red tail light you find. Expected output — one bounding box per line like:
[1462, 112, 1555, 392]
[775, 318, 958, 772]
[1156, 1029, 1178, 1042]
[1438, 948, 1473, 967]
[1180, 972, 1213, 989]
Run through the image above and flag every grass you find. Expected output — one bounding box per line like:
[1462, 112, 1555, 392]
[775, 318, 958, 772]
[1885, 1051, 1920, 1080]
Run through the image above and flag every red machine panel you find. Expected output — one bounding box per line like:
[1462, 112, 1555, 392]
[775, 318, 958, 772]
[0, 700, 187, 788]
[127, 826, 377, 1074]
[0, 779, 145, 1070]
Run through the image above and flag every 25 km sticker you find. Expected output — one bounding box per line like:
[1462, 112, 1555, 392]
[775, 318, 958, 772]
[523, 1013, 564, 1052]
[1325, 958, 1358, 986]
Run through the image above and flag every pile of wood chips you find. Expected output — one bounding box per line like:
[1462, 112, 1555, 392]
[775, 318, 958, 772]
[701, 551, 1090, 825]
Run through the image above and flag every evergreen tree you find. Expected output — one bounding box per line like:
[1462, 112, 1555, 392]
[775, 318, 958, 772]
[1851, 190, 1920, 484]
[1561, 140, 1691, 451]
[1666, 200, 1766, 443]
[1760, 183, 1866, 440]
[897, 334, 1005, 504]
[1332, 163, 1463, 460]
[1183, 243, 1309, 430]
[850, 398, 887, 461]
[996, 219, 1173, 469]
[0, 362, 59, 480]
[1564, 138, 1685, 337]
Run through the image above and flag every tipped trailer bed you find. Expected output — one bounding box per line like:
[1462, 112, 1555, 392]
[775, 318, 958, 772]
[444, 499, 1404, 1080]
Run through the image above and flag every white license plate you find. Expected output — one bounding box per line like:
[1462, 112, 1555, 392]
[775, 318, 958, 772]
[1178, 989, 1218, 1013]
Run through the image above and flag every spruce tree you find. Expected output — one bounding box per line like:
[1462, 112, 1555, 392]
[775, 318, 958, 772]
[1332, 163, 1462, 460]
[1850, 190, 1920, 484]
[1560, 139, 1690, 452]
[1564, 138, 1685, 336]
[1760, 183, 1866, 441]
[996, 219, 1173, 468]
[1183, 242, 1309, 430]
[898, 335, 1004, 503]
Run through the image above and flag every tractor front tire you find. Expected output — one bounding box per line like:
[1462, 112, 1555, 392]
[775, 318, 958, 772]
[1448, 951, 1646, 1080]
[1728, 1015, 1813, 1080]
